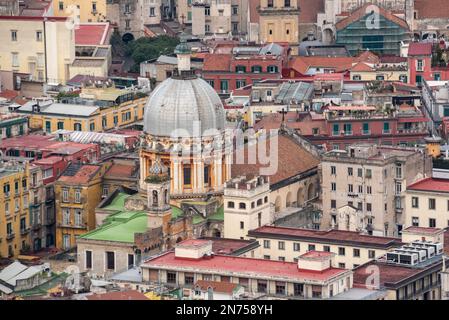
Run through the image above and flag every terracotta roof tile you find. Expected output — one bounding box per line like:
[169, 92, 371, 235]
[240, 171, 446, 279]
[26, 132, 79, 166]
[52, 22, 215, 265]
[351, 62, 375, 72]
[231, 132, 320, 185]
[406, 177, 449, 193]
[58, 164, 101, 184]
[75, 23, 111, 45]
[408, 42, 433, 56]
[290, 56, 354, 74]
[194, 280, 240, 294]
[105, 163, 135, 179]
[203, 54, 232, 71]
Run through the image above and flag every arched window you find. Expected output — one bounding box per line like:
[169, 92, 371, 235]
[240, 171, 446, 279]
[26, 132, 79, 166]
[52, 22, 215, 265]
[251, 65, 262, 73]
[239, 202, 246, 209]
[152, 190, 158, 206]
[264, 196, 268, 203]
[228, 201, 235, 208]
[257, 199, 263, 206]
[164, 189, 169, 204]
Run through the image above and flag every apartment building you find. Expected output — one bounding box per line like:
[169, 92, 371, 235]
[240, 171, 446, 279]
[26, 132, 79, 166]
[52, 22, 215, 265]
[192, 0, 231, 37]
[321, 144, 432, 237]
[247, 226, 403, 269]
[0, 16, 75, 85]
[141, 239, 354, 299]
[16, 90, 146, 133]
[0, 113, 28, 139]
[223, 176, 271, 240]
[404, 177, 449, 229]
[0, 162, 33, 258]
[55, 163, 107, 250]
[53, 0, 107, 22]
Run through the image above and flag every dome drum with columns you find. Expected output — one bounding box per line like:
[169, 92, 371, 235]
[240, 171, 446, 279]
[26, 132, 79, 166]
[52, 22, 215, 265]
[140, 37, 232, 201]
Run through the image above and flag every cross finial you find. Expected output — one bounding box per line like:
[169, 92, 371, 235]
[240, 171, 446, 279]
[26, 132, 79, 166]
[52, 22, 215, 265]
[279, 108, 288, 123]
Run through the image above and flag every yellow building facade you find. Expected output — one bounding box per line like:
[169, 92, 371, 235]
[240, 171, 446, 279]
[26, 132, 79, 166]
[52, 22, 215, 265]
[18, 94, 147, 133]
[53, 0, 107, 23]
[0, 164, 32, 258]
[258, 0, 300, 51]
[55, 164, 108, 250]
[0, 16, 75, 85]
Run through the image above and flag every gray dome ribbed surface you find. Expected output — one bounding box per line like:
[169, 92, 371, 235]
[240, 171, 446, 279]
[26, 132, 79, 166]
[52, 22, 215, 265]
[144, 77, 225, 137]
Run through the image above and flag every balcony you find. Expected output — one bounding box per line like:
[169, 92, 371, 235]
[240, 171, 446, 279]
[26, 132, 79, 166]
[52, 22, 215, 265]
[6, 233, 15, 241]
[32, 223, 42, 231]
[382, 129, 391, 134]
[20, 228, 30, 235]
[362, 130, 371, 135]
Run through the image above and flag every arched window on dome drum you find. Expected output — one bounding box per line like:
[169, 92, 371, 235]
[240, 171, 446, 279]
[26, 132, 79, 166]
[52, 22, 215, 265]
[164, 189, 168, 205]
[251, 65, 262, 73]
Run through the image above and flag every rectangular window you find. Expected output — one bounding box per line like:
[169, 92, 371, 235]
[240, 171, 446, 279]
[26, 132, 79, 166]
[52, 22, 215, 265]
[86, 250, 92, 269]
[331, 199, 336, 209]
[368, 250, 375, 259]
[74, 189, 81, 203]
[331, 166, 336, 175]
[167, 272, 176, 284]
[11, 30, 17, 41]
[338, 247, 345, 256]
[106, 251, 115, 270]
[183, 166, 191, 186]
[308, 244, 315, 251]
[412, 197, 419, 208]
[429, 218, 436, 228]
[220, 80, 229, 92]
[185, 273, 194, 285]
[412, 216, 419, 227]
[353, 248, 360, 257]
[257, 280, 267, 293]
[331, 182, 336, 191]
[429, 198, 436, 210]
[362, 123, 370, 135]
[275, 282, 286, 295]
[36, 31, 43, 42]
[240, 221, 244, 229]
[293, 243, 300, 252]
[332, 124, 339, 136]
[263, 240, 270, 249]
[348, 167, 353, 176]
[278, 241, 285, 250]
[323, 245, 330, 252]
[62, 188, 69, 202]
[11, 53, 19, 68]
[383, 122, 390, 134]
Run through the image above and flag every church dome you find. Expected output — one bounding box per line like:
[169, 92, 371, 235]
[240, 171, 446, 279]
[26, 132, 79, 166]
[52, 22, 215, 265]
[143, 76, 226, 137]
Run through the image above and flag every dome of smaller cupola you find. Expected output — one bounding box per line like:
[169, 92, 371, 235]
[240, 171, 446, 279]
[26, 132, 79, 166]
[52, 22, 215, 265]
[149, 157, 167, 175]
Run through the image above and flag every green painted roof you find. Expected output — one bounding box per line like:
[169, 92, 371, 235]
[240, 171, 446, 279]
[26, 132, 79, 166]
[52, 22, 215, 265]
[171, 206, 184, 220]
[193, 214, 205, 225]
[208, 205, 224, 221]
[79, 211, 148, 243]
[102, 193, 129, 211]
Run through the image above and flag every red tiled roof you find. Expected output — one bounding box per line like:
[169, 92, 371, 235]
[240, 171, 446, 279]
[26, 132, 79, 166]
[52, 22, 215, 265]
[105, 163, 135, 179]
[253, 112, 327, 136]
[290, 56, 354, 75]
[75, 23, 111, 45]
[194, 280, 240, 294]
[0, 89, 19, 100]
[34, 156, 64, 165]
[203, 54, 232, 71]
[0, 135, 56, 150]
[380, 55, 407, 64]
[351, 62, 374, 72]
[87, 290, 148, 300]
[406, 177, 449, 193]
[144, 252, 348, 282]
[402, 226, 444, 235]
[248, 226, 403, 248]
[355, 50, 380, 64]
[335, 4, 409, 31]
[58, 165, 101, 184]
[231, 133, 320, 186]
[414, 0, 449, 19]
[407, 42, 433, 56]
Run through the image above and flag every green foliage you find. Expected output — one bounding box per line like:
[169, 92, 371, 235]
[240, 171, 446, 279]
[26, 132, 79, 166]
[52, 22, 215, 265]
[56, 92, 79, 102]
[125, 35, 180, 70]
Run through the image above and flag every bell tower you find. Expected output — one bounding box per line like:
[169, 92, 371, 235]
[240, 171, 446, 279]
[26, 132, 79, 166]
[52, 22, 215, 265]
[145, 156, 172, 229]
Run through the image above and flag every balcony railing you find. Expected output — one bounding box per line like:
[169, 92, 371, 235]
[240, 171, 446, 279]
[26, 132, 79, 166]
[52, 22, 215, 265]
[383, 129, 391, 134]
[6, 233, 15, 241]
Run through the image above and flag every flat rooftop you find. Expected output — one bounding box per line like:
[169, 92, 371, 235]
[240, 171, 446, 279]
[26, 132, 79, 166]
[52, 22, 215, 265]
[143, 252, 349, 283]
[248, 226, 403, 249]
